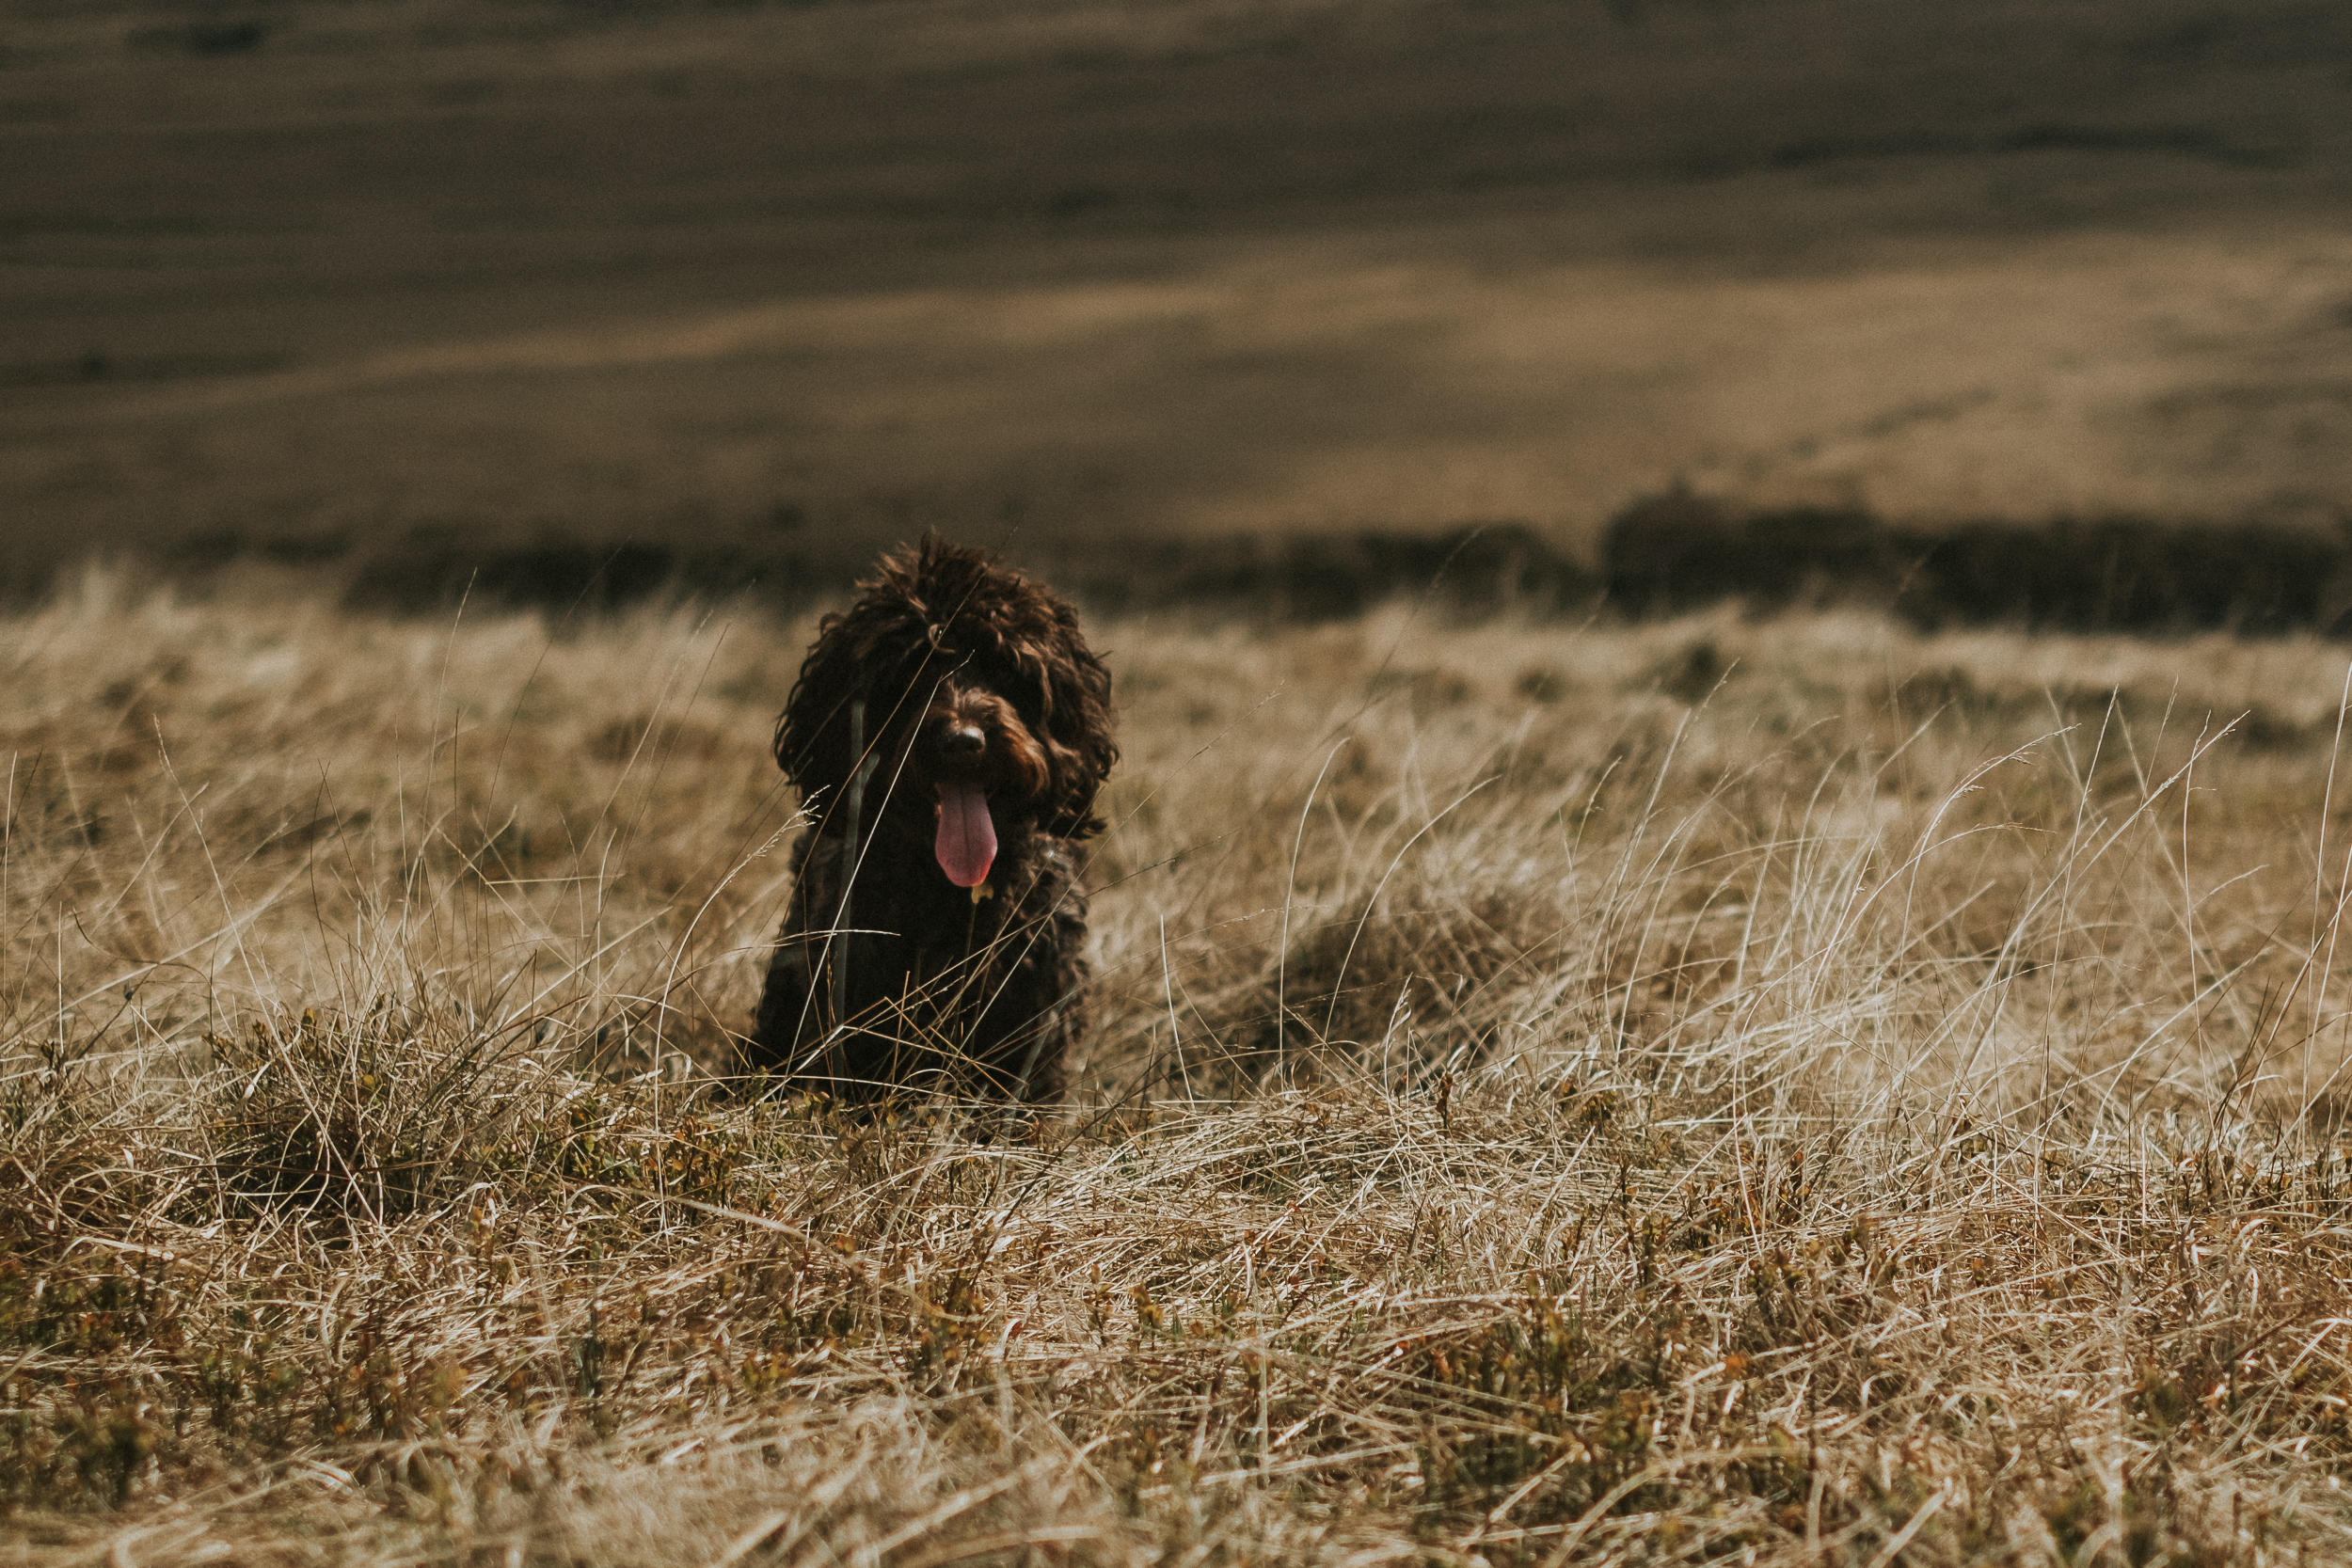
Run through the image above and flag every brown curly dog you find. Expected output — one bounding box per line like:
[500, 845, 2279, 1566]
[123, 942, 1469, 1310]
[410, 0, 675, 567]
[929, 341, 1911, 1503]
[744, 536, 1116, 1103]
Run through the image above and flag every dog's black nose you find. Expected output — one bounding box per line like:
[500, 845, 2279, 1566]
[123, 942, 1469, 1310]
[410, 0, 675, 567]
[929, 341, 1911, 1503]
[941, 724, 985, 756]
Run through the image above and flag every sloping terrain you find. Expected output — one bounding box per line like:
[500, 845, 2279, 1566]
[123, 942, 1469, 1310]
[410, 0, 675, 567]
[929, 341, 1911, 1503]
[7, 0, 2352, 583]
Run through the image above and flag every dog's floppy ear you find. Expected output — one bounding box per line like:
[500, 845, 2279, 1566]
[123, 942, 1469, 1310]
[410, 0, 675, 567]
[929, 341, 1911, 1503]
[772, 611, 863, 799]
[1030, 621, 1118, 841]
[772, 589, 938, 801]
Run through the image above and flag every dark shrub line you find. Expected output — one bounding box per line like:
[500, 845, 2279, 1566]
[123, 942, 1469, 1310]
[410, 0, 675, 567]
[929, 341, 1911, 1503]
[78, 500, 2352, 636]
[1603, 491, 2352, 637]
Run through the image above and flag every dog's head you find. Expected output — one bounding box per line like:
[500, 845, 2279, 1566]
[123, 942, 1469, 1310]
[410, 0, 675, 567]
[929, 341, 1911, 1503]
[775, 537, 1117, 880]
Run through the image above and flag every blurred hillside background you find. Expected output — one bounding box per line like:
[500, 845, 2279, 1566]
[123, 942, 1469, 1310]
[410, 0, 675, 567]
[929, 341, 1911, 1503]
[7, 0, 2352, 603]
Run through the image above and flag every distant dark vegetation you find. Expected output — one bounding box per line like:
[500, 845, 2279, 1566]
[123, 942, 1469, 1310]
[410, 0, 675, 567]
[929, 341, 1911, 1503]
[1084, 502, 2352, 635]
[1596, 493, 2352, 637]
[135, 500, 2352, 638]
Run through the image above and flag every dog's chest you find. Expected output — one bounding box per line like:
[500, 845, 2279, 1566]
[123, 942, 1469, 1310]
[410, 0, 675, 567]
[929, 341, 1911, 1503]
[798, 826, 1067, 951]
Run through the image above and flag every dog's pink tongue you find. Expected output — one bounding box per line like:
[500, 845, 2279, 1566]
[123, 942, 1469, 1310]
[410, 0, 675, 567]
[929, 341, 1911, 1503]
[934, 783, 997, 888]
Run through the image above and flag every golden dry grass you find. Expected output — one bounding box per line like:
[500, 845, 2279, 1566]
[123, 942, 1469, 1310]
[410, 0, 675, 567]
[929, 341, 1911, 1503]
[8, 569, 2352, 1564]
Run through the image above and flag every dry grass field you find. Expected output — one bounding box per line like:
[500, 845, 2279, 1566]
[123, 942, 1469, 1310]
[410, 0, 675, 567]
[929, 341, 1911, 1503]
[9, 570, 2352, 1563]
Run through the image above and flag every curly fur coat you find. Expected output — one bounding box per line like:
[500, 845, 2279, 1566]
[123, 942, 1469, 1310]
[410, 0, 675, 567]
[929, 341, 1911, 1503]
[744, 537, 1116, 1102]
